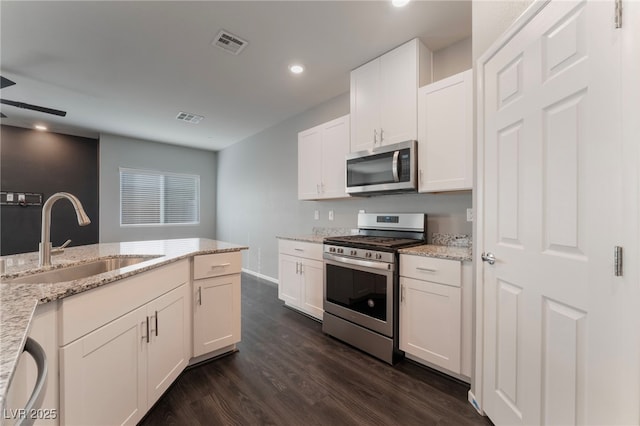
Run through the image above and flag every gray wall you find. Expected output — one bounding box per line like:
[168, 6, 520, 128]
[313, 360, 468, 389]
[216, 93, 472, 281]
[99, 133, 217, 242]
[433, 37, 472, 81]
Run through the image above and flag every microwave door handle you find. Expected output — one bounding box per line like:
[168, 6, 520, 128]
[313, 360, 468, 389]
[392, 151, 400, 182]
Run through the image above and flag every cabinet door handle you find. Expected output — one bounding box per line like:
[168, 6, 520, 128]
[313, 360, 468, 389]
[300, 263, 304, 274]
[379, 128, 384, 144]
[401, 284, 405, 302]
[419, 169, 424, 184]
[146, 316, 150, 343]
[296, 262, 299, 274]
[294, 248, 304, 252]
[373, 129, 378, 145]
[210, 263, 231, 269]
[198, 286, 202, 306]
[416, 267, 437, 273]
[155, 311, 158, 337]
[316, 184, 320, 194]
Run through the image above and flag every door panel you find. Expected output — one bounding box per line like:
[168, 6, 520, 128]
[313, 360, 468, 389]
[147, 284, 189, 405]
[481, 1, 627, 424]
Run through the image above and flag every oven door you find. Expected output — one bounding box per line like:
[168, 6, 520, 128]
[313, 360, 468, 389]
[323, 253, 394, 337]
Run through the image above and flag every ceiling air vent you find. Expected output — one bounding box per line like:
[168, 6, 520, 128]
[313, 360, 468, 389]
[212, 30, 248, 55]
[176, 112, 204, 124]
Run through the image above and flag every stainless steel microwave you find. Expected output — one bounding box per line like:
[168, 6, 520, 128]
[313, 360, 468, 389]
[346, 140, 417, 196]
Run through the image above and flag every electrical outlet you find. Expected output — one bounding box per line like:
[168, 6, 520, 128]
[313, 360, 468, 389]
[314, 210, 319, 220]
[328, 210, 334, 221]
[466, 208, 474, 222]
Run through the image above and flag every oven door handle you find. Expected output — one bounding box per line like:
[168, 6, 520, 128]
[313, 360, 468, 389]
[323, 252, 394, 271]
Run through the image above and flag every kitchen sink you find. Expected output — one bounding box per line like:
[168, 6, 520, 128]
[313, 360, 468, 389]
[4, 256, 160, 284]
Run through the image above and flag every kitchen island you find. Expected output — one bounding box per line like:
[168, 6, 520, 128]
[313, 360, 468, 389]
[0, 238, 247, 416]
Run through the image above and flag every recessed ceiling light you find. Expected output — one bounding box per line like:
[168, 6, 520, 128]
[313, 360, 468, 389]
[392, 0, 410, 7]
[289, 64, 304, 74]
[34, 124, 48, 131]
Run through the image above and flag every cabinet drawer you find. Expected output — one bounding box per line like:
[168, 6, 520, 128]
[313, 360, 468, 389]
[193, 251, 242, 280]
[400, 254, 461, 287]
[278, 239, 323, 260]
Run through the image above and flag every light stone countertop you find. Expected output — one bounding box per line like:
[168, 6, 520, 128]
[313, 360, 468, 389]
[0, 238, 248, 410]
[276, 235, 325, 244]
[398, 244, 472, 262]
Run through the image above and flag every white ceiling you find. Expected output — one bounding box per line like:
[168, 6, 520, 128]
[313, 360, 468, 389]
[0, 1, 471, 151]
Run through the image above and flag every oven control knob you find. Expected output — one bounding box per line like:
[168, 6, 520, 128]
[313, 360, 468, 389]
[329, 247, 335, 253]
[375, 253, 382, 260]
[365, 252, 372, 258]
[350, 250, 357, 256]
[338, 248, 344, 254]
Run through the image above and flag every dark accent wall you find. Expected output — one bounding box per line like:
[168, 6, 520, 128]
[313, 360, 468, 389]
[1, 125, 99, 255]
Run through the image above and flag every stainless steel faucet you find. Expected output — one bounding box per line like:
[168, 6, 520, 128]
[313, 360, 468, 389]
[39, 192, 91, 267]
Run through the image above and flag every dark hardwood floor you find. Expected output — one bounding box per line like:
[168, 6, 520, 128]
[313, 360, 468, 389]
[140, 274, 492, 426]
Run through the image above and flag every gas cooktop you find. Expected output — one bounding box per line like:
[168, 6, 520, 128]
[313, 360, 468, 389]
[323, 235, 423, 250]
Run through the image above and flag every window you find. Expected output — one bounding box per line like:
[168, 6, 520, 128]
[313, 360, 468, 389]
[120, 168, 200, 226]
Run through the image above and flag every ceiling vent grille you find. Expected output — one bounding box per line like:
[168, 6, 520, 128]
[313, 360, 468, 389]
[212, 30, 248, 55]
[176, 112, 204, 124]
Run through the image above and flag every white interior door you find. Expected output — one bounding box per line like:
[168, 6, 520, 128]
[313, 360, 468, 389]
[480, 0, 639, 424]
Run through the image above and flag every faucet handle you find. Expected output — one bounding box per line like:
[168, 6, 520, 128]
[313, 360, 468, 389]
[51, 239, 72, 255]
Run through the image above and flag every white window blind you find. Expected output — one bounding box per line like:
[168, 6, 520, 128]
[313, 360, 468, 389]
[120, 168, 200, 226]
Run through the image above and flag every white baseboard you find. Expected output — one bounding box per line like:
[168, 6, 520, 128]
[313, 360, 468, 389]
[468, 390, 483, 415]
[242, 268, 278, 285]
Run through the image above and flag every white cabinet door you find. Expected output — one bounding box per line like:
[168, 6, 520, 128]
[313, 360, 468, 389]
[380, 39, 419, 146]
[350, 39, 431, 152]
[400, 277, 461, 374]
[60, 306, 147, 426]
[147, 283, 190, 405]
[193, 274, 241, 358]
[301, 258, 324, 320]
[418, 69, 472, 192]
[321, 115, 349, 199]
[350, 59, 380, 153]
[278, 254, 302, 307]
[298, 127, 323, 200]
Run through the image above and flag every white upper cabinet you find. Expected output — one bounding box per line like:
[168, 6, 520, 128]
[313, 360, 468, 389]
[350, 38, 432, 153]
[418, 69, 473, 192]
[298, 114, 350, 200]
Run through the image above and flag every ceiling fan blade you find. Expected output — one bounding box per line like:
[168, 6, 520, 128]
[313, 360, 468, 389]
[0, 99, 67, 117]
[1, 76, 16, 89]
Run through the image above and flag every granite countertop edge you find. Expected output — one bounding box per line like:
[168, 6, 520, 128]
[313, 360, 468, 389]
[398, 244, 473, 262]
[276, 235, 325, 244]
[0, 238, 248, 410]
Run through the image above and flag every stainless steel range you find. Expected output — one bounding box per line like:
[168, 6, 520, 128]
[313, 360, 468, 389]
[322, 213, 427, 364]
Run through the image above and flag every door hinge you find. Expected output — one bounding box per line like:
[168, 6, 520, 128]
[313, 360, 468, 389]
[614, 246, 623, 276]
[615, 0, 622, 28]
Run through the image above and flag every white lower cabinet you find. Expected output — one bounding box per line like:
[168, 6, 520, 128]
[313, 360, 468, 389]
[399, 254, 471, 379]
[192, 252, 242, 358]
[400, 276, 461, 373]
[193, 274, 241, 357]
[278, 240, 324, 320]
[60, 283, 190, 426]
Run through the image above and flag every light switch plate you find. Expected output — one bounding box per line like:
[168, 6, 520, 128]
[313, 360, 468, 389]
[328, 210, 334, 221]
[466, 208, 474, 222]
[314, 210, 319, 220]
